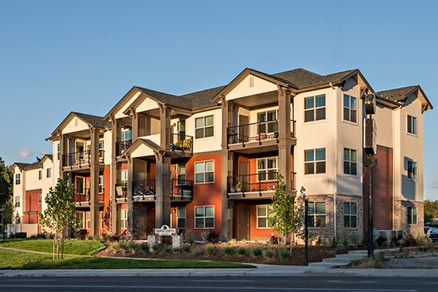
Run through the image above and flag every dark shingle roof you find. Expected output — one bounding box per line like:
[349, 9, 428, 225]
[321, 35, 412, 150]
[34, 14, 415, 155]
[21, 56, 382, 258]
[135, 86, 192, 110]
[72, 112, 110, 128]
[376, 85, 419, 102]
[273, 68, 356, 89]
[181, 86, 226, 109]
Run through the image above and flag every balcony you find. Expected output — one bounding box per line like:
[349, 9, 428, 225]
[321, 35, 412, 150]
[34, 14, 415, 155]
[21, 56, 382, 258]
[169, 132, 193, 156]
[63, 150, 105, 169]
[115, 181, 128, 202]
[171, 179, 193, 202]
[227, 172, 296, 200]
[227, 120, 295, 153]
[74, 188, 104, 206]
[116, 140, 132, 157]
[132, 179, 156, 202]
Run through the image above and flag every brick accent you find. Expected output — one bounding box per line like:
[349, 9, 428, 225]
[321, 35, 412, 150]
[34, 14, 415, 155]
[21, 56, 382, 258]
[394, 200, 424, 236]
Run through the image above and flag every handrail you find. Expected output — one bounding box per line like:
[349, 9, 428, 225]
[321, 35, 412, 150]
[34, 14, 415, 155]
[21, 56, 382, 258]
[227, 172, 296, 194]
[170, 132, 193, 154]
[116, 140, 132, 156]
[171, 179, 193, 198]
[227, 120, 296, 145]
[132, 179, 156, 198]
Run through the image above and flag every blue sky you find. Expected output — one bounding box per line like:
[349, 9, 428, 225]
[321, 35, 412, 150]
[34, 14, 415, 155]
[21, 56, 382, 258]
[1, 1, 437, 199]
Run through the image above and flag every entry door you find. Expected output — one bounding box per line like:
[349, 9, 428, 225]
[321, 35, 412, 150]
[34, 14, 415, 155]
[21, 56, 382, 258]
[238, 205, 249, 241]
[238, 161, 249, 192]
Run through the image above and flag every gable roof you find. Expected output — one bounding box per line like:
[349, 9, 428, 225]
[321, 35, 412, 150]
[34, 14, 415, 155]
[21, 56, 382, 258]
[376, 85, 433, 111]
[50, 111, 109, 137]
[130, 86, 192, 111]
[181, 86, 226, 110]
[13, 154, 53, 171]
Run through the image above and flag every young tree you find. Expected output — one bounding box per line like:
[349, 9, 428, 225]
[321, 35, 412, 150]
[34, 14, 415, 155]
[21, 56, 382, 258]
[268, 174, 305, 250]
[39, 175, 75, 259]
[0, 157, 13, 206]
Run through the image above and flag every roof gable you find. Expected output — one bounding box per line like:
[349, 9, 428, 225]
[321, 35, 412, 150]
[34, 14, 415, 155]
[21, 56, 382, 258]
[51, 112, 108, 136]
[376, 85, 432, 112]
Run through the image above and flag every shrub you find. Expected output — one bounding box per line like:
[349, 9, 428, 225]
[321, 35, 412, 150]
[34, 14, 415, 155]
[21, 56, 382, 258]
[164, 245, 173, 253]
[223, 246, 236, 255]
[269, 236, 278, 245]
[192, 248, 201, 256]
[349, 233, 359, 246]
[228, 238, 237, 244]
[186, 229, 195, 245]
[404, 234, 417, 247]
[376, 236, 387, 247]
[238, 247, 248, 256]
[343, 239, 349, 250]
[152, 244, 160, 252]
[182, 244, 191, 253]
[331, 237, 338, 248]
[139, 242, 150, 253]
[115, 241, 128, 250]
[128, 241, 139, 252]
[264, 249, 275, 258]
[279, 249, 291, 260]
[206, 245, 215, 256]
[203, 231, 220, 244]
[252, 247, 263, 257]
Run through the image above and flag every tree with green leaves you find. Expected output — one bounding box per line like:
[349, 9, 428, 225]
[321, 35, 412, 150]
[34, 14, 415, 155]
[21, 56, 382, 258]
[38, 175, 75, 259]
[424, 200, 438, 224]
[268, 174, 305, 250]
[0, 157, 13, 207]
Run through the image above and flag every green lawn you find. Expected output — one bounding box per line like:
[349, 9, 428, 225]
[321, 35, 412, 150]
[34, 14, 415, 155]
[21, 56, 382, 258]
[0, 249, 254, 269]
[0, 239, 105, 255]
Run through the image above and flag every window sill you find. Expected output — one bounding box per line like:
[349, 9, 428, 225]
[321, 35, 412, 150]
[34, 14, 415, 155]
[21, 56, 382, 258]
[407, 132, 418, 137]
[303, 119, 327, 126]
[342, 120, 359, 126]
[194, 181, 215, 185]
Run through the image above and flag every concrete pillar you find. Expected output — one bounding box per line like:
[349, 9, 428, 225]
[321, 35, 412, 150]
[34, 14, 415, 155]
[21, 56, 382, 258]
[220, 96, 231, 240]
[89, 127, 101, 236]
[131, 111, 139, 141]
[159, 104, 171, 149]
[155, 154, 171, 228]
[110, 116, 118, 234]
[127, 155, 134, 237]
[277, 87, 292, 193]
[59, 133, 68, 177]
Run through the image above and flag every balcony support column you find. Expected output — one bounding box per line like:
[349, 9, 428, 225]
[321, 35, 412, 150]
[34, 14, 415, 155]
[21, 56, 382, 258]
[159, 104, 171, 149]
[278, 86, 292, 194]
[59, 133, 68, 177]
[131, 110, 139, 141]
[110, 115, 118, 234]
[220, 96, 232, 240]
[155, 152, 171, 229]
[89, 127, 101, 237]
[127, 155, 134, 237]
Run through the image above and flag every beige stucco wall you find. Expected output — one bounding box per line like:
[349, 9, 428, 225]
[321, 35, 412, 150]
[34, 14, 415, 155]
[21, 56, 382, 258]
[103, 130, 112, 165]
[114, 91, 141, 119]
[186, 108, 222, 153]
[13, 166, 24, 217]
[135, 97, 159, 114]
[62, 117, 89, 135]
[226, 74, 277, 101]
[374, 105, 394, 148]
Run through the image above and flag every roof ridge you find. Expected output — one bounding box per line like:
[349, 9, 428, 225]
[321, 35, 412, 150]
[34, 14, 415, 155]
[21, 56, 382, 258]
[376, 85, 419, 94]
[273, 68, 321, 77]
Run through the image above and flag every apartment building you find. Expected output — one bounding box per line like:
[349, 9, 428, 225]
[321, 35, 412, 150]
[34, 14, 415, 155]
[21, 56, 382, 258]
[12, 154, 53, 236]
[14, 67, 432, 242]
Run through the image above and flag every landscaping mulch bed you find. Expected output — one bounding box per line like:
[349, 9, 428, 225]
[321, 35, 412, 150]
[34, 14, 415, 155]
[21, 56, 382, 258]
[98, 242, 343, 265]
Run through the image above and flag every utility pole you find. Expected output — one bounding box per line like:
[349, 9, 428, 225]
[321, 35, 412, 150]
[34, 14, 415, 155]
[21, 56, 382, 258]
[364, 93, 377, 258]
[301, 186, 309, 266]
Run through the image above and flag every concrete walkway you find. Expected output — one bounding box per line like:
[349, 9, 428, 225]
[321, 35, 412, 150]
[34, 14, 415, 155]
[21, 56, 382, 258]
[1, 247, 437, 278]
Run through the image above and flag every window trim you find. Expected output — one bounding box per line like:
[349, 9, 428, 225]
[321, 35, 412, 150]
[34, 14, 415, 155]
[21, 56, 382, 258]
[304, 94, 326, 123]
[75, 176, 85, 194]
[407, 159, 418, 180]
[343, 148, 358, 176]
[177, 207, 186, 229]
[407, 114, 417, 135]
[256, 157, 278, 182]
[120, 209, 128, 229]
[46, 168, 52, 178]
[304, 148, 326, 175]
[407, 206, 418, 225]
[343, 94, 358, 124]
[99, 175, 104, 194]
[308, 201, 326, 228]
[194, 160, 215, 184]
[15, 173, 21, 185]
[256, 205, 272, 229]
[195, 115, 214, 139]
[343, 202, 357, 228]
[194, 205, 215, 229]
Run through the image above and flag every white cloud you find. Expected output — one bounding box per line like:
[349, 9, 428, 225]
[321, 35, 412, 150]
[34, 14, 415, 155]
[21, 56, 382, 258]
[17, 148, 33, 158]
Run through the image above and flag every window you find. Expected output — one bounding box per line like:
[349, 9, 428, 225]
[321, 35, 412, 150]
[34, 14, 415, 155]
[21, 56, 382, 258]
[195, 115, 214, 138]
[308, 202, 326, 227]
[99, 175, 104, 193]
[86, 211, 91, 229]
[344, 202, 357, 228]
[195, 160, 214, 183]
[407, 115, 417, 135]
[57, 143, 61, 160]
[304, 148, 326, 174]
[195, 206, 214, 229]
[14, 196, 21, 207]
[177, 164, 186, 184]
[304, 95, 326, 122]
[38, 194, 42, 204]
[257, 205, 272, 228]
[46, 168, 52, 178]
[76, 212, 84, 229]
[343, 94, 357, 123]
[75, 177, 85, 194]
[407, 159, 418, 180]
[15, 173, 21, 185]
[344, 148, 357, 175]
[121, 127, 132, 141]
[257, 110, 278, 134]
[38, 170, 42, 180]
[407, 206, 417, 224]
[121, 169, 128, 184]
[177, 207, 186, 228]
[120, 209, 128, 229]
[257, 157, 278, 181]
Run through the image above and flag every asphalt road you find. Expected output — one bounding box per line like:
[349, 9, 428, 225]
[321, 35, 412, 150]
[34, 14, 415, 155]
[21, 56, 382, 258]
[0, 276, 436, 292]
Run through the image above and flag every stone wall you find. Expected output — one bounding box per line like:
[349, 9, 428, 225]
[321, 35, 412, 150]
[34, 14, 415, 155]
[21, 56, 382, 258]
[394, 199, 424, 237]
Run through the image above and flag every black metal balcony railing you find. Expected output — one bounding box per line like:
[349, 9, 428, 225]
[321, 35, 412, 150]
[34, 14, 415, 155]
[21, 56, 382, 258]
[74, 188, 104, 202]
[171, 179, 193, 198]
[115, 181, 128, 199]
[227, 120, 296, 146]
[116, 140, 132, 156]
[227, 172, 296, 194]
[170, 132, 193, 154]
[63, 150, 105, 167]
[132, 179, 156, 198]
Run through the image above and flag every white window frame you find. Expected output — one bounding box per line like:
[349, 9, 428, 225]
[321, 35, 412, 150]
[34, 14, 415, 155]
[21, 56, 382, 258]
[308, 202, 326, 227]
[195, 115, 214, 139]
[407, 159, 418, 180]
[343, 94, 357, 123]
[121, 127, 132, 141]
[343, 202, 357, 228]
[177, 207, 186, 229]
[76, 212, 84, 229]
[75, 176, 85, 194]
[343, 148, 357, 176]
[304, 94, 326, 122]
[194, 160, 214, 184]
[86, 211, 91, 229]
[14, 195, 21, 207]
[256, 157, 278, 182]
[99, 175, 104, 194]
[304, 148, 326, 175]
[257, 110, 278, 135]
[120, 209, 128, 229]
[256, 205, 272, 229]
[407, 206, 417, 225]
[15, 173, 21, 185]
[194, 206, 214, 229]
[407, 115, 417, 135]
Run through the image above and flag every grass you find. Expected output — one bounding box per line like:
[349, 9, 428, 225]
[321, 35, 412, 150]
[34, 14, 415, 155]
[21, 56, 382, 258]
[0, 249, 254, 270]
[0, 239, 106, 255]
